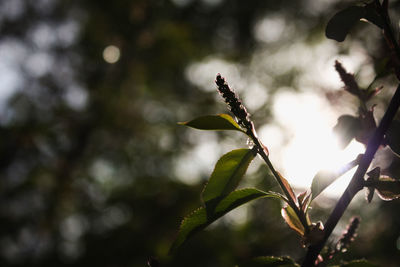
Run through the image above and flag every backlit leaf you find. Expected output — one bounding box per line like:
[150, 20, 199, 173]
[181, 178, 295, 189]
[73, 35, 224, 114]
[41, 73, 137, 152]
[333, 115, 361, 149]
[354, 110, 376, 145]
[375, 176, 400, 201]
[170, 188, 281, 253]
[202, 149, 256, 205]
[311, 170, 342, 200]
[277, 171, 296, 204]
[297, 190, 311, 212]
[179, 114, 245, 132]
[311, 155, 361, 200]
[281, 205, 305, 236]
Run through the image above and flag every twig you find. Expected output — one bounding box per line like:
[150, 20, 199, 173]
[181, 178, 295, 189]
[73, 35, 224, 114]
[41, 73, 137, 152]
[302, 83, 400, 266]
[249, 132, 310, 232]
[302, 1, 400, 265]
[215, 74, 310, 232]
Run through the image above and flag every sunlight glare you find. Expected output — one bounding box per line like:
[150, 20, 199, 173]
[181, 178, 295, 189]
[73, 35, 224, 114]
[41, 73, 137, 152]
[268, 91, 365, 196]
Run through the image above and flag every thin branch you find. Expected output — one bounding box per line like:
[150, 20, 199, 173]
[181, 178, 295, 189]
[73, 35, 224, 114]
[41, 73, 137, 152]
[302, 2, 400, 265]
[302, 83, 400, 266]
[249, 132, 310, 232]
[215, 74, 310, 232]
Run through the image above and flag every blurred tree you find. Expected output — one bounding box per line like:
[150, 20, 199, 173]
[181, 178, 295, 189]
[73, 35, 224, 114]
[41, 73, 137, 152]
[0, 0, 400, 266]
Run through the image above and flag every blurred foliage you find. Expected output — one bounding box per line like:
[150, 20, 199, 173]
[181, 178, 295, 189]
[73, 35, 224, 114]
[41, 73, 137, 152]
[0, 0, 400, 266]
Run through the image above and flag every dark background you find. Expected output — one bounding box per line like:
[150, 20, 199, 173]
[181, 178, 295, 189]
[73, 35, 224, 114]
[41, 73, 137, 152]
[0, 0, 400, 266]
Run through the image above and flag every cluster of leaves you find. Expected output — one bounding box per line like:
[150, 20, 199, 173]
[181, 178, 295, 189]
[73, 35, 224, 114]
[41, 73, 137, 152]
[171, 0, 400, 266]
[171, 73, 372, 265]
[172, 115, 282, 253]
[328, 59, 400, 204]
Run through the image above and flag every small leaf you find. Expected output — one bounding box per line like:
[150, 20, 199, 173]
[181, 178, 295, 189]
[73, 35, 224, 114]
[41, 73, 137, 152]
[241, 256, 299, 267]
[170, 188, 281, 253]
[179, 114, 245, 132]
[281, 205, 305, 236]
[375, 176, 400, 201]
[326, 6, 366, 42]
[277, 171, 297, 204]
[363, 2, 384, 29]
[355, 110, 376, 145]
[312, 170, 337, 200]
[386, 120, 400, 157]
[333, 115, 361, 149]
[326, 4, 383, 42]
[311, 155, 361, 200]
[341, 259, 379, 267]
[298, 191, 312, 212]
[202, 149, 256, 205]
[297, 191, 308, 206]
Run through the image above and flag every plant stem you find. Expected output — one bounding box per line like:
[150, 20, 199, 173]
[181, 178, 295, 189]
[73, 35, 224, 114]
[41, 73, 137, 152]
[215, 74, 310, 230]
[302, 2, 400, 265]
[248, 131, 310, 232]
[301, 83, 400, 267]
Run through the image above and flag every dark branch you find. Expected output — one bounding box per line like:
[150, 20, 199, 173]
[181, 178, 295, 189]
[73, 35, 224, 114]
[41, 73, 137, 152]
[302, 83, 400, 266]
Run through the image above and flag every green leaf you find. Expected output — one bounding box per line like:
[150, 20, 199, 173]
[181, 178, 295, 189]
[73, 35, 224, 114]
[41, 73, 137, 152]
[281, 205, 305, 236]
[326, 6, 366, 42]
[333, 115, 361, 149]
[341, 259, 379, 267]
[202, 148, 256, 205]
[179, 114, 245, 132]
[375, 176, 400, 201]
[326, 4, 383, 42]
[241, 256, 299, 267]
[277, 171, 296, 204]
[386, 120, 400, 157]
[170, 188, 280, 254]
[311, 155, 361, 200]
